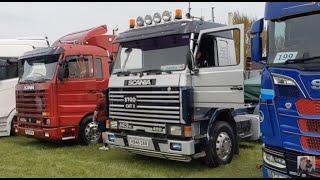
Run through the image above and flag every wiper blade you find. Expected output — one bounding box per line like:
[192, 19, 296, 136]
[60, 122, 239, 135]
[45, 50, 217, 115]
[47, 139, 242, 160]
[140, 69, 172, 74]
[284, 56, 320, 64]
[115, 70, 132, 76]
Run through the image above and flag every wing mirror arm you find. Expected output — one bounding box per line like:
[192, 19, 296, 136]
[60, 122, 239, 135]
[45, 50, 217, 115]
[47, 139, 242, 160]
[186, 49, 199, 75]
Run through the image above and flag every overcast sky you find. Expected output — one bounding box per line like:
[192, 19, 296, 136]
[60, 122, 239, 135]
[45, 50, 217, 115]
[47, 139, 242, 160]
[0, 2, 265, 44]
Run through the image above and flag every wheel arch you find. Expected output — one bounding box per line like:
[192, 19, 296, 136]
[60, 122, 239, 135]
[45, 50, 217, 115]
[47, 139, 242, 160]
[206, 108, 239, 155]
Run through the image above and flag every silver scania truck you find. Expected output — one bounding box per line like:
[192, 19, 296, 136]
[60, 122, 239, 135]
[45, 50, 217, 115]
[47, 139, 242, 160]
[105, 9, 260, 167]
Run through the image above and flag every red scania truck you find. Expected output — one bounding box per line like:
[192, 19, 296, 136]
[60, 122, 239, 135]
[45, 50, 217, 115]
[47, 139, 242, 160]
[15, 25, 118, 144]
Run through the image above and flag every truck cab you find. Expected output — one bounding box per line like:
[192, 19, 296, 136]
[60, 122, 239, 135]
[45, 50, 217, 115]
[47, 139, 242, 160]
[251, 2, 320, 178]
[106, 9, 260, 167]
[0, 37, 49, 137]
[15, 25, 118, 144]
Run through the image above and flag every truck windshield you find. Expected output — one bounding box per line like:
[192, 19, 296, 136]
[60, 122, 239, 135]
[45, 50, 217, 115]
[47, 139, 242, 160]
[268, 12, 320, 67]
[20, 54, 59, 82]
[112, 34, 190, 74]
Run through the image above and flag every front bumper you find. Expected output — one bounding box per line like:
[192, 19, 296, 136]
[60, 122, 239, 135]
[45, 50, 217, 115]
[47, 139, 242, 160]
[17, 126, 77, 142]
[106, 132, 195, 162]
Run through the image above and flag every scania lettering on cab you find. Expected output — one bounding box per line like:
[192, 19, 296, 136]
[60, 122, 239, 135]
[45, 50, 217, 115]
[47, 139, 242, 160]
[16, 25, 118, 144]
[0, 37, 49, 137]
[250, 2, 320, 178]
[106, 9, 261, 167]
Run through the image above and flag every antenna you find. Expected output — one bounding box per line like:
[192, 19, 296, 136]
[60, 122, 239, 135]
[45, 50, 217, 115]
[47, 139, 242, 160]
[188, 2, 191, 15]
[211, 7, 215, 22]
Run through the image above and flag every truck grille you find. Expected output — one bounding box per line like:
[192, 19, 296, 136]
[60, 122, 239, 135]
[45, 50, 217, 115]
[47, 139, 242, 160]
[16, 90, 48, 119]
[109, 87, 181, 124]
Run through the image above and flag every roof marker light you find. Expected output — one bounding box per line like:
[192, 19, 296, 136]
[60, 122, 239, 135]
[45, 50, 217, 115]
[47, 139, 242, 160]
[175, 9, 182, 19]
[129, 18, 135, 28]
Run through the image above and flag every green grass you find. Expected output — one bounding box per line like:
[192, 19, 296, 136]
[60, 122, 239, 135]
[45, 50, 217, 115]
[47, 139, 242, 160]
[0, 136, 263, 178]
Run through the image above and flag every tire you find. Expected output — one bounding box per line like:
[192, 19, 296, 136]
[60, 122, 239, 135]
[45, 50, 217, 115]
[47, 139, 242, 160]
[202, 121, 236, 167]
[78, 115, 101, 145]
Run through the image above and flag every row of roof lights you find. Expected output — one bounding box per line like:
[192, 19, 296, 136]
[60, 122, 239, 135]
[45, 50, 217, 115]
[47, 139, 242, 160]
[129, 9, 183, 28]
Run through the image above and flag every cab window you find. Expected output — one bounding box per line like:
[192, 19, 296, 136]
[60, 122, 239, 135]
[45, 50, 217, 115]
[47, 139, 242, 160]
[65, 55, 93, 79]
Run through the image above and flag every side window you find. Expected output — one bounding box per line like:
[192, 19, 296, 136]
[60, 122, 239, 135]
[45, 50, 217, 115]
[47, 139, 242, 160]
[95, 57, 103, 79]
[196, 29, 240, 68]
[65, 55, 93, 79]
[0, 58, 18, 81]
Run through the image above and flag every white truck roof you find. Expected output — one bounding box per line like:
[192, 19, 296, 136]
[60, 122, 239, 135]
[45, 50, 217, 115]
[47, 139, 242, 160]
[0, 37, 49, 58]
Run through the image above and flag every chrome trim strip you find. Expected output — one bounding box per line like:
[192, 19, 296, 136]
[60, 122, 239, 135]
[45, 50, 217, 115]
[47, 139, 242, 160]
[110, 112, 180, 119]
[109, 91, 179, 94]
[109, 115, 179, 123]
[110, 108, 179, 114]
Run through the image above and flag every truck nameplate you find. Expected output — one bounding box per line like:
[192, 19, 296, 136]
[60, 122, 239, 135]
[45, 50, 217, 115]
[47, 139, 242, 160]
[124, 79, 156, 86]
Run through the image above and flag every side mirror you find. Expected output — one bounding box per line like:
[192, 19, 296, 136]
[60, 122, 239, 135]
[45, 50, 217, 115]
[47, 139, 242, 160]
[57, 62, 66, 81]
[186, 50, 193, 71]
[250, 18, 266, 64]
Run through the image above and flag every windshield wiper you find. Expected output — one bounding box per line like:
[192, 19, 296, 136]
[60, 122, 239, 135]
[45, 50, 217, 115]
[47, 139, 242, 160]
[284, 56, 320, 64]
[140, 69, 172, 75]
[114, 70, 132, 76]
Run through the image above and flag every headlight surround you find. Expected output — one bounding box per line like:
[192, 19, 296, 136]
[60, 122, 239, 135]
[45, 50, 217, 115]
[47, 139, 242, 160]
[263, 152, 286, 169]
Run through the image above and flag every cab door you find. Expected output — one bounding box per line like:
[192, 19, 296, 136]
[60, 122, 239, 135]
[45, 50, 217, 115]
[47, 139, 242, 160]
[56, 55, 98, 127]
[192, 24, 245, 108]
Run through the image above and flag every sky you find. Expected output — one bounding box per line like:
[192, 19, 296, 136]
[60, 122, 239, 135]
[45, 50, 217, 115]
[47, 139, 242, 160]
[0, 2, 265, 44]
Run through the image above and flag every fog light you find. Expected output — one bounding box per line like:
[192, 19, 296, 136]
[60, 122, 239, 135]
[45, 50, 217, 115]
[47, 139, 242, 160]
[44, 131, 49, 137]
[170, 143, 182, 151]
[108, 134, 115, 142]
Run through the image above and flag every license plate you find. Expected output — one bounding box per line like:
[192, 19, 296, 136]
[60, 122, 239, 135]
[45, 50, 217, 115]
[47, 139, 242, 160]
[128, 138, 149, 147]
[25, 129, 34, 136]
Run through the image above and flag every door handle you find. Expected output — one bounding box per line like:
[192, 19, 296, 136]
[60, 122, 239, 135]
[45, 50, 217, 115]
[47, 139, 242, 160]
[230, 86, 243, 90]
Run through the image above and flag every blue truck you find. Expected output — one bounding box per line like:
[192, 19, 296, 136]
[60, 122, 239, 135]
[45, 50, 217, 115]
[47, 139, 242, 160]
[251, 2, 320, 178]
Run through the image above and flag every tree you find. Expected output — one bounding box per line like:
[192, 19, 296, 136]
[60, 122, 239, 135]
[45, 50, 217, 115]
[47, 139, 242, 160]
[230, 11, 267, 68]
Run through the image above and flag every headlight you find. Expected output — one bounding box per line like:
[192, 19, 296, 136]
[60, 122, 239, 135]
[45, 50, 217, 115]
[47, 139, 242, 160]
[110, 121, 118, 129]
[162, 10, 171, 21]
[136, 16, 144, 27]
[263, 152, 286, 169]
[273, 75, 296, 86]
[169, 125, 182, 136]
[145, 15, 152, 25]
[153, 12, 161, 24]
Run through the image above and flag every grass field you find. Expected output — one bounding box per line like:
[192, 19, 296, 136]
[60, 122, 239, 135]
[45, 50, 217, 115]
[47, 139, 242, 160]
[0, 136, 263, 178]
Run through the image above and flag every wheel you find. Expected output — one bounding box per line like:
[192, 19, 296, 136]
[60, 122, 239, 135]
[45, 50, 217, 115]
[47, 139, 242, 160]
[78, 115, 101, 145]
[202, 121, 236, 167]
[10, 116, 17, 136]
